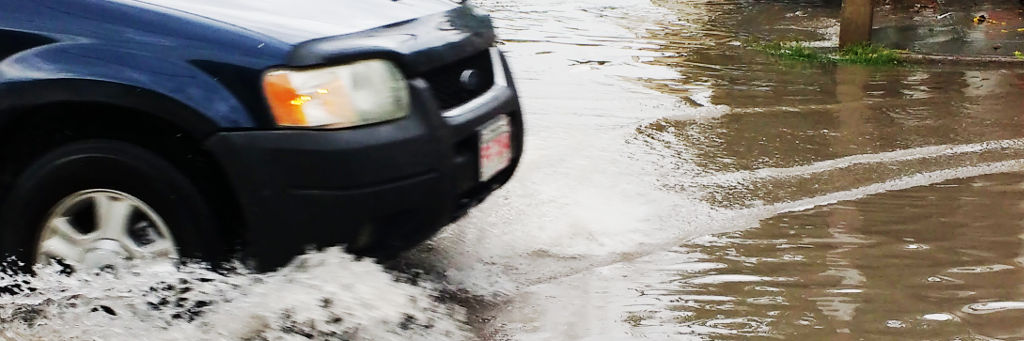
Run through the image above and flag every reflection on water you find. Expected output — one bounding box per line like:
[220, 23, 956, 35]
[624, 2, 1024, 338]
[633, 0, 1024, 208]
[630, 172, 1024, 340]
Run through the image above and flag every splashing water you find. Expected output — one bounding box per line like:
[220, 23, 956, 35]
[0, 248, 469, 341]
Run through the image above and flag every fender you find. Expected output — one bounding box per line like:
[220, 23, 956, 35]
[0, 42, 270, 138]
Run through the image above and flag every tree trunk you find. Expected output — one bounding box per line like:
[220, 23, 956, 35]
[839, 0, 874, 48]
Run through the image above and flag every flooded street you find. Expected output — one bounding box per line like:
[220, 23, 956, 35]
[643, 173, 1024, 340]
[460, 0, 1024, 339]
[490, 173, 1024, 340]
[4, 0, 1024, 340]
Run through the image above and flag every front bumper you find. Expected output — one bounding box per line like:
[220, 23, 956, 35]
[206, 50, 523, 270]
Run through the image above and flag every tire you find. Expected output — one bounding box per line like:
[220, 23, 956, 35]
[0, 139, 225, 272]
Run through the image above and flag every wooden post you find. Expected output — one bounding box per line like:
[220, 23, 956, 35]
[839, 0, 873, 48]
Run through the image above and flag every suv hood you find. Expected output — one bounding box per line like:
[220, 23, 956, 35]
[132, 0, 459, 44]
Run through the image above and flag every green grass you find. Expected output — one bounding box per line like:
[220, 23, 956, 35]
[836, 43, 903, 65]
[755, 41, 830, 63]
[754, 41, 904, 66]
[1015, 51, 1024, 60]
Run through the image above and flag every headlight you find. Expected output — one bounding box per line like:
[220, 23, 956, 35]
[262, 59, 410, 128]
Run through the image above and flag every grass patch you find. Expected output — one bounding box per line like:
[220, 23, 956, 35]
[756, 41, 830, 63]
[1015, 51, 1023, 60]
[754, 41, 904, 66]
[836, 43, 903, 65]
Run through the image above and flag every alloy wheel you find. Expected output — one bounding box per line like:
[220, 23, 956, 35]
[34, 189, 178, 270]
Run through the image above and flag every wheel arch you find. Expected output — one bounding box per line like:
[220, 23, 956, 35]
[0, 100, 245, 256]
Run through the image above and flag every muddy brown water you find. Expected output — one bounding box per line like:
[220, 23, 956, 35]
[644, 173, 1024, 340]
[473, 0, 1024, 339]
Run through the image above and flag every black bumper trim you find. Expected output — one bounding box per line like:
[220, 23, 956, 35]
[204, 51, 522, 270]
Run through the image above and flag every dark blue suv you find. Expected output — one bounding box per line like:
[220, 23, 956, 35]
[0, 0, 522, 271]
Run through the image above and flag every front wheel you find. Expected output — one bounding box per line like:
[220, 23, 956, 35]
[0, 140, 225, 272]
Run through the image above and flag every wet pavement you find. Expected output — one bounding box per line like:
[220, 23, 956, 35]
[4, 0, 1024, 340]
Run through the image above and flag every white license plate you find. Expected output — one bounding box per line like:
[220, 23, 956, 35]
[479, 115, 513, 182]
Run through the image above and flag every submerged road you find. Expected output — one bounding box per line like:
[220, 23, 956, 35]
[422, 0, 1024, 339]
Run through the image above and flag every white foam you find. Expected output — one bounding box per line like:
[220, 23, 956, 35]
[693, 138, 1024, 186]
[770, 159, 1024, 214]
[0, 248, 469, 341]
[922, 313, 956, 321]
[963, 301, 1024, 315]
